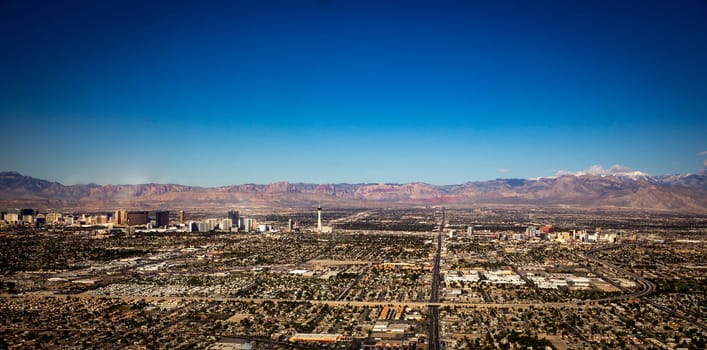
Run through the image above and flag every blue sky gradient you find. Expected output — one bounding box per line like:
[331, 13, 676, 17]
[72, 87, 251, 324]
[1, 0, 706, 185]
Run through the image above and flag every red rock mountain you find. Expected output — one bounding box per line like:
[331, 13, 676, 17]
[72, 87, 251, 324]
[1, 171, 706, 212]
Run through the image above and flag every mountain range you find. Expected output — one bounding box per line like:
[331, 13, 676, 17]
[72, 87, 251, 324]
[1, 170, 706, 212]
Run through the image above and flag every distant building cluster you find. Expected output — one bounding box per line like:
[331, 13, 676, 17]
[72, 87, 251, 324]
[184, 211, 266, 234]
[0, 208, 248, 233]
[465, 223, 625, 244]
[0, 207, 331, 235]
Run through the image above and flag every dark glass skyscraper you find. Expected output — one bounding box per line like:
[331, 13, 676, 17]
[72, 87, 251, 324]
[156, 211, 169, 228]
[227, 210, 239, 228]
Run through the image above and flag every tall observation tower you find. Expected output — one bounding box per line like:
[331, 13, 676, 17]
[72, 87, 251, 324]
[317, 205, 322, 233]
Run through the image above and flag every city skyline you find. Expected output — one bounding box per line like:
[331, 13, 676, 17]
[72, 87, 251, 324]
[1, 0, 706, 186]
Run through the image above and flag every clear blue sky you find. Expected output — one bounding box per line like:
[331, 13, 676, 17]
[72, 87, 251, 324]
[1, 0, 706, 186]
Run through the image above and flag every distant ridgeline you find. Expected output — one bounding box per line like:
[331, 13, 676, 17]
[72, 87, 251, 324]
[0, 170, 706, 212]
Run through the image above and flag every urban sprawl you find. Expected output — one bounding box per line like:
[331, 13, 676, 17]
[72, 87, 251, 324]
[1, 207, 705, 349]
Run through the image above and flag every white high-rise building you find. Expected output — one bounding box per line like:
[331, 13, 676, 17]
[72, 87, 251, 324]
[317, 205, 322, 232]
[46, 213, 62, 223]
[197, 222, 210, 232]
[207, 218, 219, 231]
[4, 213, 19, 224]
[243, 218, 253, 232]
[220, 218, 233, 232]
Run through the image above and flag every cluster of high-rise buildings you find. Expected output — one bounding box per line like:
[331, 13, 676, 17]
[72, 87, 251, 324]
[183, 210, 257, 233]
[463, 224, 625, 243]
[112, 209, 169, 227]
[0, 209, 45, 226]
[0, 208, 167, 229]
[0, 207, 333, 235]
[0, 208, 273, 234]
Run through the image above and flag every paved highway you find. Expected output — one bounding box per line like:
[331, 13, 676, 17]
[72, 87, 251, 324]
[0, 292, 612, 309]
[585, 244, 705, 331]
[427, 207, 444, 350]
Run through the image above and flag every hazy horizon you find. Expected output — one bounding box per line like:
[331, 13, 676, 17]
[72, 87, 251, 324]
[3, 162, 706, 187]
